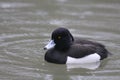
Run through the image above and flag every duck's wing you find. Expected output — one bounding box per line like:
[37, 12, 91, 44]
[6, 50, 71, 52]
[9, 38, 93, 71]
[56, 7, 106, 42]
[74, 38, 105, 47]
[68, 43, 109, 60]
[68, 44, 97, 58]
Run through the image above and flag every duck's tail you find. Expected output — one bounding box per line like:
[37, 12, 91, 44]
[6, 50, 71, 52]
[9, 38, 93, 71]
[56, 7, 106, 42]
[96, 46, 112, 60]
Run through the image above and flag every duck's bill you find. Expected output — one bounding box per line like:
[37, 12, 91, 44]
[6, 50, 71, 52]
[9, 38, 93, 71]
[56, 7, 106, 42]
[44, 40, 55, 50]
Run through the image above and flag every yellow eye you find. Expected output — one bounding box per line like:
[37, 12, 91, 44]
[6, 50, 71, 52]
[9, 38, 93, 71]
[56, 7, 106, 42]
[58, 36, 61, 39]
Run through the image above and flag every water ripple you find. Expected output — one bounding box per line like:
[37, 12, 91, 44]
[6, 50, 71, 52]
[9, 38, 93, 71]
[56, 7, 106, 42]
[0, 2, 34, 8]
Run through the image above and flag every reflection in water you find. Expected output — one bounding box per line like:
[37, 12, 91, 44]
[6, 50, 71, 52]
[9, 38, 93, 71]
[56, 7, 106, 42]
[67, 62, 100, 70]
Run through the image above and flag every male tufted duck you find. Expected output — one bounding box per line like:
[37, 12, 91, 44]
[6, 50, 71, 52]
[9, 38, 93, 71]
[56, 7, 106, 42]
[44, 27, 110, 64]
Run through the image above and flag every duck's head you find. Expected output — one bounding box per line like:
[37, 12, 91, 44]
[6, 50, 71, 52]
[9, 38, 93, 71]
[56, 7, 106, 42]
[44, 27, 74, 51]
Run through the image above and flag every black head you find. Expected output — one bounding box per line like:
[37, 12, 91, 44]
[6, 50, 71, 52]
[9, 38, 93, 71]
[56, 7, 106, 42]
[51, 27, 74, 51]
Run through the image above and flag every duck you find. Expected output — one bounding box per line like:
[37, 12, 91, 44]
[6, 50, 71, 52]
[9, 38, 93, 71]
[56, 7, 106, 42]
[44, 27, 110, 64]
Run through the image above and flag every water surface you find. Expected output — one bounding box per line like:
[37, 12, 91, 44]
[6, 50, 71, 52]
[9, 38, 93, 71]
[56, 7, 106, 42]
[0, 0, 120, 80]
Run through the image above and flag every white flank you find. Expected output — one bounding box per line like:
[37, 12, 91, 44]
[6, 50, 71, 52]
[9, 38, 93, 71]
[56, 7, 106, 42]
[66, 53, 100, 64]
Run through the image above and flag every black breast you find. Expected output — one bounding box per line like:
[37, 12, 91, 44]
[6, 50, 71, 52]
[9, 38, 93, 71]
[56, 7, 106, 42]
[45, 49, 67, 64]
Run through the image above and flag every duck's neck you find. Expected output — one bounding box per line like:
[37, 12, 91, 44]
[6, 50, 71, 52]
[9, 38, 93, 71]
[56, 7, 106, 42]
[55, 40, 73, 52]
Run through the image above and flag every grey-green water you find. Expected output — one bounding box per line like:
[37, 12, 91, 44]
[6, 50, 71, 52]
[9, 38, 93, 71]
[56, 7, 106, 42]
[0, 0, 120, 80]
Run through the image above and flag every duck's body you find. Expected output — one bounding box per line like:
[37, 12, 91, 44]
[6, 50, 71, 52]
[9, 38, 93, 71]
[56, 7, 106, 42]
[44, 28, 110, 64]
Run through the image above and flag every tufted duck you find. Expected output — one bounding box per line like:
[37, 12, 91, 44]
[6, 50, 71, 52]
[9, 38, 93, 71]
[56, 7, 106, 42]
[44, 27, 110, 64]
